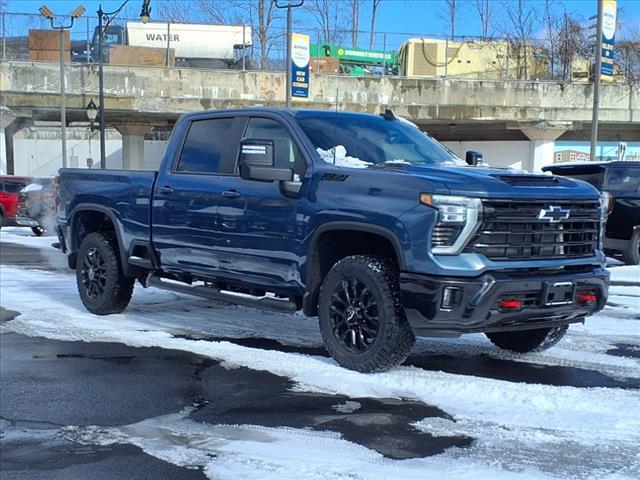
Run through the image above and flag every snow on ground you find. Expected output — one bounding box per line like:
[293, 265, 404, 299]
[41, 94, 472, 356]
[1, 228, 640, 479]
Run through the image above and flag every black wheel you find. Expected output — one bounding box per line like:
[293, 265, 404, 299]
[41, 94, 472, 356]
[485, 325, 568, 353]
[31, 226, 45, 236]
[318, 255, 415, 372]
[76, 232, 134, 315]
[621, 230, 640, 265]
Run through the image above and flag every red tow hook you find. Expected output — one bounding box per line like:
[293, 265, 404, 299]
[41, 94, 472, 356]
[577, 293, 597, 305]
[499, 299, 522, 310]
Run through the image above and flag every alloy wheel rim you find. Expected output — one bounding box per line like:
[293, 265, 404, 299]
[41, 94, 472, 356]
[329, 277, 380, 353]
[81, 247, 107, 299]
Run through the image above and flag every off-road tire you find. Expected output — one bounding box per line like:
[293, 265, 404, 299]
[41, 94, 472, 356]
[621, 229, 640, 265]
[318, 255, 415, 372]
[485, 325, 569, 353]
[76, 232, 134, 315]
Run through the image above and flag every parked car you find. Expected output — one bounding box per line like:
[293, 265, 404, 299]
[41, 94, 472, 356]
[0, 176, 31, 229]
[57, 108, 609, 372]
[16, 176, 57, 236]
[543, 161, 640, 265]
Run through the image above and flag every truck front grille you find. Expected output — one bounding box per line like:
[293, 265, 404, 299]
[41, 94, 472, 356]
[464, 199, 600, 260]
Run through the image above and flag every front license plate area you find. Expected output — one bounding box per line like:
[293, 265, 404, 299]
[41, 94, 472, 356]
[543, 281, 576, 306]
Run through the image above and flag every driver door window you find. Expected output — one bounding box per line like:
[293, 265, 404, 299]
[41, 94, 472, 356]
[242, 118, 306, 177]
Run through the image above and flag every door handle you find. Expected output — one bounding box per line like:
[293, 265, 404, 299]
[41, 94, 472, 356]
[157, 186, 175, 195]
[222, 190, 241, 199]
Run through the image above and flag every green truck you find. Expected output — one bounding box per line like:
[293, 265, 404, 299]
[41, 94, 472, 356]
[310, 43, 399, 76]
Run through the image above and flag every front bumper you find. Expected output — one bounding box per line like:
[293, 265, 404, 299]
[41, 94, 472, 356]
[400, 267, 609, 336]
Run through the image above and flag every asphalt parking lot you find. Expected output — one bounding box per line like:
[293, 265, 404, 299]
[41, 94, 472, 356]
[1, 237, 639, 479]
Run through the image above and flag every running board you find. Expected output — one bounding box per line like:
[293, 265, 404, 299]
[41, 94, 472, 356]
[128, 256, 154, 269]
[148, 276, 298, 313]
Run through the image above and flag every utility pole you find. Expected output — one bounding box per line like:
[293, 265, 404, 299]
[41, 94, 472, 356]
[590, 0, 604, 163]
[274, 0, 304, 108]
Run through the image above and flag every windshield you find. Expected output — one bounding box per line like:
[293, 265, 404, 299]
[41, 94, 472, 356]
[294, 111, 462, 167]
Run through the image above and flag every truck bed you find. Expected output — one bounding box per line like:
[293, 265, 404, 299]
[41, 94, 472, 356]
[57, 168, 157, 254]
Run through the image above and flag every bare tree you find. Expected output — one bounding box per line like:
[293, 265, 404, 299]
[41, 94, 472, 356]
[306, 0, 346, 45]
[369, 0, 382, 49]
[437, 0, 459, 39]
[471, 0, 492, 39]
[503, 0, 541, 78]
[350, 0, 363, 47]
[617, 30, 640, 83]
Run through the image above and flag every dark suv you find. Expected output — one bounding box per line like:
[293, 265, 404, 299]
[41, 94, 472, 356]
[543, 161, 640, 264]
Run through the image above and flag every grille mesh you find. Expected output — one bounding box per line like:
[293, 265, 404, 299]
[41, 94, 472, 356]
[464, 200, 600, 260]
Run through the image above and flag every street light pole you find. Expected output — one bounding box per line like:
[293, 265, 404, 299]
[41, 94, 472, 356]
[39, 4, 86, 169]
[96, 0, 151, 169]
[274, 0, 304, 108]
[590, 0, 604, 162]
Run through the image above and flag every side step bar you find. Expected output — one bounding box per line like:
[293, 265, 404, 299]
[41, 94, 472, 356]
[147, 276, 298, 314]
[128, 256, 154, 270]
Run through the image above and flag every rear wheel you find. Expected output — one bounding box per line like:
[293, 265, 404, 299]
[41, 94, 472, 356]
[485, 325, 568, 353]
[318, 255, 415, 372]
[76, 232, 134, 315]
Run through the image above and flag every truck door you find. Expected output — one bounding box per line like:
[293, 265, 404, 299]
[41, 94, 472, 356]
[212, 116, 307, 291]
[152, 116, 244, 279]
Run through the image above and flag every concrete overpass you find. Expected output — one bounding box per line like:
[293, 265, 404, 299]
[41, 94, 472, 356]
[1, 60, 638, 173]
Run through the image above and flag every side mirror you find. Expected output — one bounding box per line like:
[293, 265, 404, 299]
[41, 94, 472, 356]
[465, 150, 483, 166]
[239, 138, 293, 182]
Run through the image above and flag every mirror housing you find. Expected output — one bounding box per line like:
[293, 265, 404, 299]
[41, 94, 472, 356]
[465, 150, 483, 166]
[239, 138, 293, 182]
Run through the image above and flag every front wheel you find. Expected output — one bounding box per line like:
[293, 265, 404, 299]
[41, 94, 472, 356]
[318, 255, 415, 373]
[76, 232, 134, 315]
[485, 325, 568, 353]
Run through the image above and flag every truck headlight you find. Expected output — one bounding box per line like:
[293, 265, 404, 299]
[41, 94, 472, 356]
[599, 191, 612, 249]
[421, 194, 482, 254]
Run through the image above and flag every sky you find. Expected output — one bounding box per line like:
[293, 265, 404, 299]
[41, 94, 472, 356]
[4, 0, 640, 46]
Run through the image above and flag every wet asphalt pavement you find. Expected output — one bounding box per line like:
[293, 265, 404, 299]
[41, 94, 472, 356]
[1, 241, 638, 478]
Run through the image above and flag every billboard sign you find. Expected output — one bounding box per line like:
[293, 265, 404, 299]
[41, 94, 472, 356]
[291, 33, 310, 101]
[600, 0, 617, 79]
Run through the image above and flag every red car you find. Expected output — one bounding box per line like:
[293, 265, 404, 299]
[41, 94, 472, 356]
[0, 176, 31, 229]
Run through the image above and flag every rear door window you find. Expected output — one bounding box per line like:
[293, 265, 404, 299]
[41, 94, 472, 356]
[176, 118, 234, 174]
[2, 182, 24, 193]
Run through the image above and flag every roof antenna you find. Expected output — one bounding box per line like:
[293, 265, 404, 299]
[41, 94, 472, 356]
[382, 108, 397, 121]
[333, 88, 338, 165]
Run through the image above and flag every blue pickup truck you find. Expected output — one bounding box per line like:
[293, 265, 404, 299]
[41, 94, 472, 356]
[57, 108, 609, 372]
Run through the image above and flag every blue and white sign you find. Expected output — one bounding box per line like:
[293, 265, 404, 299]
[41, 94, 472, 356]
[291, 33, 310, 100]
[600, 0, 617, 79]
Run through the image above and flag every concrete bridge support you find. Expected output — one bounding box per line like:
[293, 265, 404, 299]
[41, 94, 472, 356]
[518, 123, 571, 173]
[115, 124, 152, 170]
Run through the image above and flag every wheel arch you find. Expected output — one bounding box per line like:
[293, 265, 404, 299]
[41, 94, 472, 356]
[68, 203, 131, 275]
[303, 221, 406, 316]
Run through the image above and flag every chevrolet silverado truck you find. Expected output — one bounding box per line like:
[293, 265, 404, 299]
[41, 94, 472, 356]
[57, 108, 610, 372]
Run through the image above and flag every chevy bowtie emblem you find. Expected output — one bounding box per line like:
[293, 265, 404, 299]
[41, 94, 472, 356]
[538, 205, 570, 223]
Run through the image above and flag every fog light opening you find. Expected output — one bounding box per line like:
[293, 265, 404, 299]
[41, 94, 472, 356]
[441, 286, 462, 311]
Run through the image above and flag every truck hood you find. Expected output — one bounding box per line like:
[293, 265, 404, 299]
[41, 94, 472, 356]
[377, 164, 600, 199]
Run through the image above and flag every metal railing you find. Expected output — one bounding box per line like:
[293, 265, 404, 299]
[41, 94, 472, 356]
[1, 11, 637, 83]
